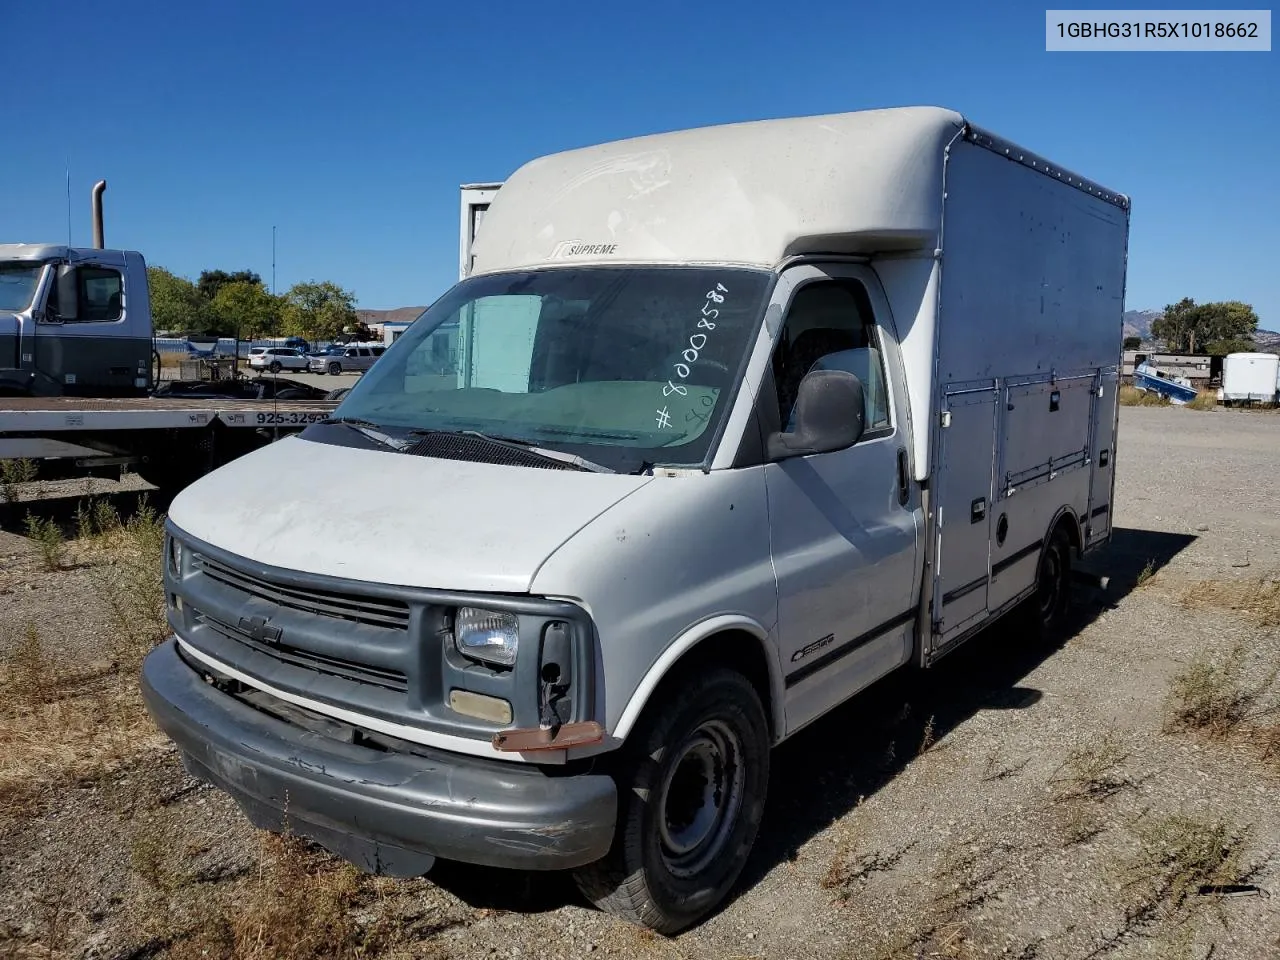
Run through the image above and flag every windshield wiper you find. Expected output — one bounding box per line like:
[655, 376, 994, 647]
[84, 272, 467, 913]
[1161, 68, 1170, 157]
[320, 417, 410, 451]
[412, 429, 616, 474]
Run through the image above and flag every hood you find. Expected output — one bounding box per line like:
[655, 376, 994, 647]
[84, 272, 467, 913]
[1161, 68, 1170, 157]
[167, 434, 654, 594]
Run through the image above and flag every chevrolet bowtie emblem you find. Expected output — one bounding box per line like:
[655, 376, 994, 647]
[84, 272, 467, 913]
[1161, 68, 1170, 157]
[238, 615, 283, 644]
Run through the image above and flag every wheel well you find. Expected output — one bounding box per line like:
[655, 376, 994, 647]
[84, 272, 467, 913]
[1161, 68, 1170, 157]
[1051, 508, 1083, 556]
[653, 630, 776, 739]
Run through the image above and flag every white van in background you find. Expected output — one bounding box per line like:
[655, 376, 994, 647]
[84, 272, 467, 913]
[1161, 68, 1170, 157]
[141, 106, 1129, 934]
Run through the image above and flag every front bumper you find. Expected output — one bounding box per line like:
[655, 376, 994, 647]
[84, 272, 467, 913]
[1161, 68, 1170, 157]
[141, 638, 618, 873]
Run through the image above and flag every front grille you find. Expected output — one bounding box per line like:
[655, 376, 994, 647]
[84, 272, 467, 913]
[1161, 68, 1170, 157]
[194, 609, 409, 692]
[192, 553, 410, 630]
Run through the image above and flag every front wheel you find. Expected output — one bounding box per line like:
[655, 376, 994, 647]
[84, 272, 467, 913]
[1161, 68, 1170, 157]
[328, 362, 341, 375]
[268, 361, 282, 373]
[573, 667, 770, 935]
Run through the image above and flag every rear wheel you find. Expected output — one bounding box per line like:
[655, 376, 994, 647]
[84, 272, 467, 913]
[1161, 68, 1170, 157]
[1028, 523, 1073, 637]
[573, 667, 769, 935]
[268, 361, 282, 373]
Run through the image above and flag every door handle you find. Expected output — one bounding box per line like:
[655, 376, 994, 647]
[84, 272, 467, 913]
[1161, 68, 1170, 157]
[896, 448, 910, 506]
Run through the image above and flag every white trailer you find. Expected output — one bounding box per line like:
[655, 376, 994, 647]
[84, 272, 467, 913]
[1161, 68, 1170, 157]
[1221, 351, 1279, 404]
[144, 106, 1129, 934]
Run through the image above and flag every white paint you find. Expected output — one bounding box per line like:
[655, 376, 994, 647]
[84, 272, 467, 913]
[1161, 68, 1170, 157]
[167, 433, 654, 594]
[1222, 352, 1279, 402]
[609, 614, 782, 744]
[470, 107, 965, 276]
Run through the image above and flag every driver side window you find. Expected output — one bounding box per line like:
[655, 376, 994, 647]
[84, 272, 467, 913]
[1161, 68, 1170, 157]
[771, 279, 891, 436]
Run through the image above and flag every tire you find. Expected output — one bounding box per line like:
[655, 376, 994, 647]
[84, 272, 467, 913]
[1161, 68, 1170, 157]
[573, 667, 770, 935]
[328, 362, 341, 375]
[1028, 523, 1073, 637]
[269, 361, 282, 373]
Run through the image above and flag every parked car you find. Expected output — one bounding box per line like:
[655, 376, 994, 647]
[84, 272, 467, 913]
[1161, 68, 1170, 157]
[248, 347, 309, 373]
[309, 343, 385, 375]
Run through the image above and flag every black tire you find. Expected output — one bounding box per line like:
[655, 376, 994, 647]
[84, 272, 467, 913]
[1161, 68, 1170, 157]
[328, 362, 341, 375]
[269, 361, 282, 373]
[573, 667, 769, 935]
[1029, 523, 1073, 637]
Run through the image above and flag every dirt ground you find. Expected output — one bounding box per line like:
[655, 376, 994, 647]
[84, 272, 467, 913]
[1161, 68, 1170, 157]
[1, 403, 1278, 960]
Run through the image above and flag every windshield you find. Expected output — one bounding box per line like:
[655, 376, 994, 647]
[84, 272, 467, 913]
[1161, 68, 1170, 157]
[332, 266, 773, 471]
[0, 263, 44, 312]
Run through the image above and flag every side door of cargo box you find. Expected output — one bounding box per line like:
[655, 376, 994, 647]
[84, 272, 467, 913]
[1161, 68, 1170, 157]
[931, 381, 998, 652]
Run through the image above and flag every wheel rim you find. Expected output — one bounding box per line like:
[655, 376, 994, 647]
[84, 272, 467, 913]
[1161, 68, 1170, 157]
[657, 719, 745, 878]
[1038, 542, 1063, 620]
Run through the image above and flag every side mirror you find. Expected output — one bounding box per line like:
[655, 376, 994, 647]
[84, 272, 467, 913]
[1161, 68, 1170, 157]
[766, 369, 865, 460]
[53, 265, 79, 321]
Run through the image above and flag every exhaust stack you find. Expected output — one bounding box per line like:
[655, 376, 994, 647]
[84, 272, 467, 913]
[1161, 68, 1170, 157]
[91, 180, 107, 249]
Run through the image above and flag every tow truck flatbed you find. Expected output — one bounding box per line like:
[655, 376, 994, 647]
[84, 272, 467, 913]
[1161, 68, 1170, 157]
[0, 396, 341, 492]
[0, 396, 337, 432]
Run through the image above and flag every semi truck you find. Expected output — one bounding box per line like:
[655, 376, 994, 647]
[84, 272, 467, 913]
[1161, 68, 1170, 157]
[140, 106, 1130, 934]
[0, 182, 333, 492]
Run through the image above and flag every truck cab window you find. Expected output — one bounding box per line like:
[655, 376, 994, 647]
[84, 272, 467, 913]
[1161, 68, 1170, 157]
[772, 279, 890, 435]
[78, 267, 123, 322]
[48, 266, 123, 322]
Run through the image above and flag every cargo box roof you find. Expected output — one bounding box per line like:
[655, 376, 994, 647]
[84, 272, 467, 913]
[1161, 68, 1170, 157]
[469, 106, 1125, 277]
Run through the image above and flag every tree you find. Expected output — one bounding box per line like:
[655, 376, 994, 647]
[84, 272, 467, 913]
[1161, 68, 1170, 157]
[281, 280, 359, 342]
[147, 266, 214, 335]
[198, 269, 264, 304]
[212, 281, 284, 340]
[1123, 336, 1141, 351]
[1151, 298, 1258, 354]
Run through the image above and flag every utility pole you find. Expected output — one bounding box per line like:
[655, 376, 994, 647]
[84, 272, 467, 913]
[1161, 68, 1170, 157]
[272, 225, 277, 295]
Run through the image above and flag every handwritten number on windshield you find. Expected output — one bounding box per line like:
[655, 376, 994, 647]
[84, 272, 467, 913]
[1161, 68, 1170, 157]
[657, 284, 729, 427]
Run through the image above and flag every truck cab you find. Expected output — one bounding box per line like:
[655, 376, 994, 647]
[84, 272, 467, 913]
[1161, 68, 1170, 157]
[0, 244, 153, 397]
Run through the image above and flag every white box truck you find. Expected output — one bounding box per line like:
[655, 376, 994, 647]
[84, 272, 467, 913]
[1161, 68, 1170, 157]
[1221, 351, 1279, 405]
[140, 106, 1130, 933]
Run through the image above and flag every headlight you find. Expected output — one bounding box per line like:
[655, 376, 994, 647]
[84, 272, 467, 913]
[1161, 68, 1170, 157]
[167, 536, 183, 577]
[453, 607, 519, 667]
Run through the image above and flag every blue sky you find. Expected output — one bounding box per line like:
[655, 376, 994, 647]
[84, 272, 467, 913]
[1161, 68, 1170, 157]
[4, 1, 1276, 323]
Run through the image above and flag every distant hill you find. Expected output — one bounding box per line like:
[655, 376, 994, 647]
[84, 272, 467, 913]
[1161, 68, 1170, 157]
[1255, 328, 1280, 353]
[1123, 309, 1161, 340]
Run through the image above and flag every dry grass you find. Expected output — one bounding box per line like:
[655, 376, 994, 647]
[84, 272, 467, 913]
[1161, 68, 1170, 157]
[0, 500, 171, 819]
[1185, 390, 1219, 411]
[23, 513, 67, 571]
[1111, 814, 1253, 947]
[1164, 644, 1275, 739]
[0, 621, 166, 819]
[1050, 734, 1134, 802]
[1119, 384, 1170, 407]
[1, 457, 39, 504]
[74, 495, 170, 670]
[1136, 560, 1156, 588]
[856, 838, 1013, 960]
[122, 827, 457, 960]
[1179, 575, 1280, 630]
[821, 830, 914, 906]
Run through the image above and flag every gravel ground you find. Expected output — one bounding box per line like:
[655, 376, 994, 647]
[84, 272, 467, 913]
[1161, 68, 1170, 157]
[1, 404, 1278, 960]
